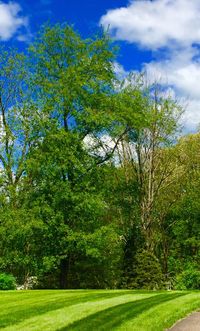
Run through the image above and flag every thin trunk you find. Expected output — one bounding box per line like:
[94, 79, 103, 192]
[162, 235, 169, 278]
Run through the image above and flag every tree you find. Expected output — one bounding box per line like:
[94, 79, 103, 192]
[0, 47, 42, 283]
[0, 47, 34, 205]
[0, 24, 189, 290]
[24, 23, 126, 288]
[103, 78, 183, 285]
[166, 133, 200, 280]
[124, 82, 182, 250]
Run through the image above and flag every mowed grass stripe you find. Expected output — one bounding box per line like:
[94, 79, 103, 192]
[61, 292, 186, 331]
[118, 291, 200, 331]
[0, 290, 137, 328]
[2, 291, 158, 331]
[1, 290, 200, 331]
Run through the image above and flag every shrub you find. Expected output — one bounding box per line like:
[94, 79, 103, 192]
[130, 250, 163, 290]
[0, 273, 16, 290]
[176, 268, 200, 290]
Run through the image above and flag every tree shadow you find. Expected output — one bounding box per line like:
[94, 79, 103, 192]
[58, 293, 186, 331]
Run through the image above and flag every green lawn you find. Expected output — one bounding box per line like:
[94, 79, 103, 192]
[1, 289, 200, 330]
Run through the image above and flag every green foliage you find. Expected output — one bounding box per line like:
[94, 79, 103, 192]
[130, 250, 164, 290]
[69, 226, 123, 288]
[176, 268, 200, 290]
[0, 22, 194, 291]
[28, 23, 118, 137]
[0, 273, 16, 290]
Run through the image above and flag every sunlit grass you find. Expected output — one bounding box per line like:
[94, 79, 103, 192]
[1, 289, 200, 330]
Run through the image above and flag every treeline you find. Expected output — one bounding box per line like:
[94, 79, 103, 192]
[0, 23, 199, 290]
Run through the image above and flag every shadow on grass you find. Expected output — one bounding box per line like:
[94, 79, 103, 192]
[58, 293, 186, 331]
[0, 291, 134, 329]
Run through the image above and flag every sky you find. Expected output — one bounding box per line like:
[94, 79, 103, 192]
[1, 0, 200, 132]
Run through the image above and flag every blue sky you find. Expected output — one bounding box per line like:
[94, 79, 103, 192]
[2, 0, 152, 72]
[1, 0, 200, 131]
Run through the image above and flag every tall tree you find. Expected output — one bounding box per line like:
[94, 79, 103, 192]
[25, 24, 127, 288]
[0, 47, 42, 282]
[0, 48, 34, 205]
[110, 78, 183, 251]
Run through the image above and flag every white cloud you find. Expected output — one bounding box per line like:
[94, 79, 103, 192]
[0, 2, 28, 41]
[84, 133, 136, 165]
[144, 47, 200, 97]
[182, 100, 200, 132]
[112, 54, 200, 132]
[84, 134, 116, 156]
[113, 61, 129, 80]
[143, 47, 200, 131]
[100, 0, 200, 132]
[100, 0, 200, 50]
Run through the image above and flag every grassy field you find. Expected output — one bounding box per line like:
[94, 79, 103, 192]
[1, 289, 200, 330]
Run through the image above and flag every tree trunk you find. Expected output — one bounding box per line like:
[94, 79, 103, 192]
[59, 258, 69, 289]
[162, 236, 169, 278]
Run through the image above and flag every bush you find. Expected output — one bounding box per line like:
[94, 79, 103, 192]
[176, 268, 200, 290]
[0, 273, 16, 290]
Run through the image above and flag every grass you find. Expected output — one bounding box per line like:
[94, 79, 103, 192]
[1, 289, 200, 330]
